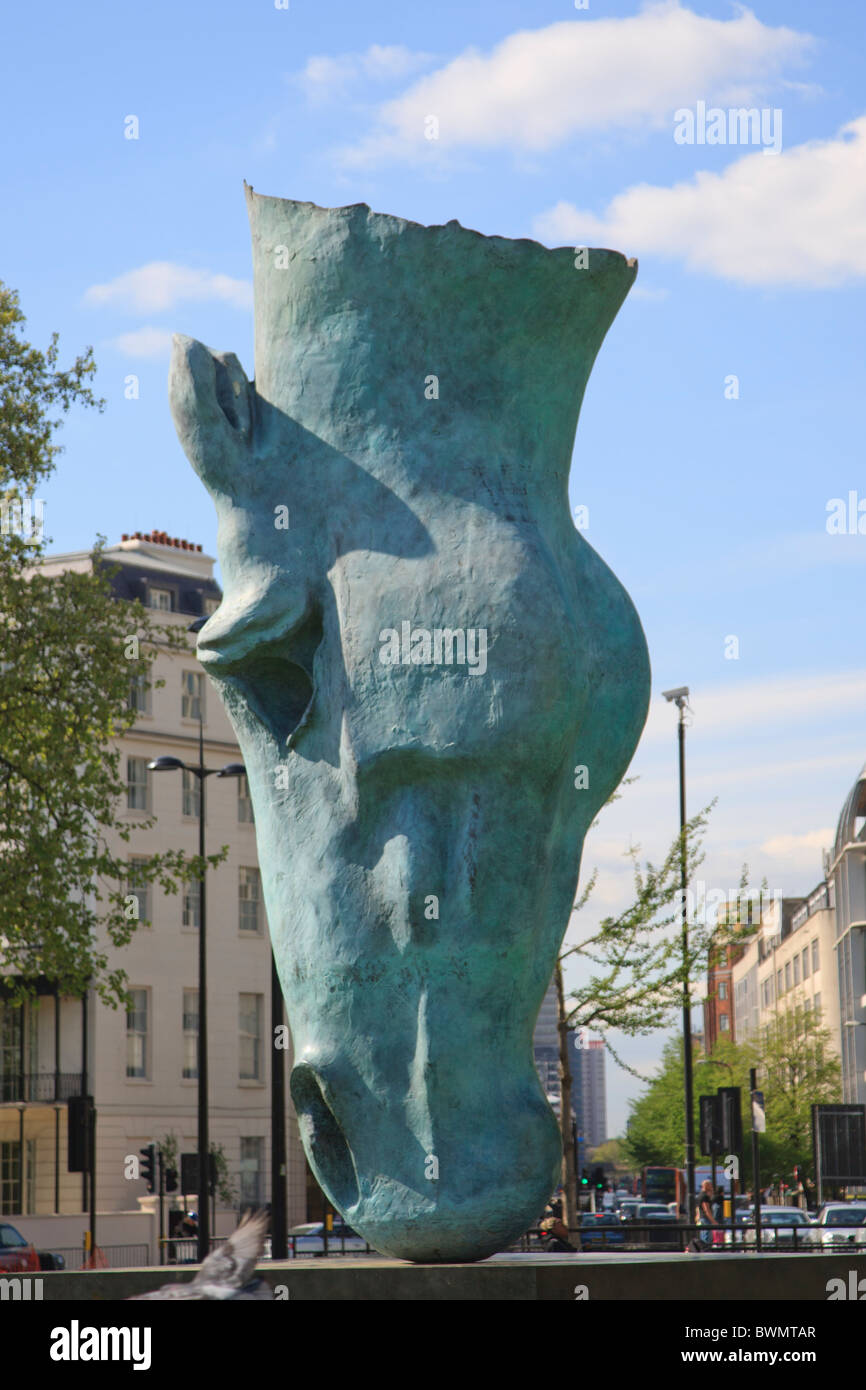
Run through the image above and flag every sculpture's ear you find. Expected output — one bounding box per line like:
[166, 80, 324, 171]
[169, 334, 252, 494]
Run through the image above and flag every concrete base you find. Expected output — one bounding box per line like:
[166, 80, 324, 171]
[31, 1249, 866, 1301]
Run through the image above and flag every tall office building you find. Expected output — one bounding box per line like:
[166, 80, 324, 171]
[533, 979, 588, 1157]
[0, 533, 307, 1240]
[579, 1040, 607, 1150]
[533, 980, 560, 1103]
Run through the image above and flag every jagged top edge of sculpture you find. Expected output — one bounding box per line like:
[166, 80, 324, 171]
[242, 181, 638, 277]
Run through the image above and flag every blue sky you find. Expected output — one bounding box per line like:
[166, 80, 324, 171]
[2, 0, 864, 1132]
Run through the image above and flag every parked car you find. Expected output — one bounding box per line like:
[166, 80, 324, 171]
[0, 1223, 40, 1273]
[742, 1207, 816, 1249]
[287, 1219, 368, 1254]
[578, 1213, 625, 1248]
[812, 1203, 866, 1248]
[36, 1250, 66, 1270]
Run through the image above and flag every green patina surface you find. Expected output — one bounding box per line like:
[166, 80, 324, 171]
[169, 189, 650, 1262]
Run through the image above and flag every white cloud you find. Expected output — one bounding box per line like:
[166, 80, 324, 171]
[641, 669, 866, 745]
[85, 262, 252, 313]
[296, 44, 436, 103]
[760, 829, 834, 860]
[629, 285, 669, 302]
[335, 3, 813, 166]
[108, 326, 175, 359]
[533, 118, 866, 287]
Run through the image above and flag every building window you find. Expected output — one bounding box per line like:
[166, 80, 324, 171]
[784, 961, 792, 992]
[0, 1140, 36, 1216]
[127, 857, 150, 924]
[127, 757, 148, 811]
[0, 1004, 37, 1104]
[811, 940, 819, 973]
[128, 673, 149, 715]
[718, 981, 727, 1001]
[238, 775, 254, 824]
[126, 989, 149, 1079]
[239, 868, 262, 933]
[777, 968, 783, 998]
[793, 955, 800, 986]
[181, 670, 204, 722]
[719, 1014, 730, 1032]
[182, 878, 201, 929]
[182, 990, 199, 1080]
[813, 992, 821, 1016]
[182, 769, 201, 819]
[239, 994, 263, 1081]
[239, 1136, 264, 1207]
[802, 947, 810, 980]
[148, 587, 173, 611]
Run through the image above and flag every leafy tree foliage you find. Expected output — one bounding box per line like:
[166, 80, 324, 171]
[0, 283, 210, 1007]
[623, 1008, 841, 1186]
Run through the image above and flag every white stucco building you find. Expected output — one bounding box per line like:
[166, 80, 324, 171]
[0, 532, 308, 1252]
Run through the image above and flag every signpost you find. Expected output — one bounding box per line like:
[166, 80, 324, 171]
[750, 1072, 764, 1251]
[812, 1104, 866, 1205]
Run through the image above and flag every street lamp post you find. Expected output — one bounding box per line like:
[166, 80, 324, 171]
[663, 686, 696, 1224]
[148, 622, 245, 1262]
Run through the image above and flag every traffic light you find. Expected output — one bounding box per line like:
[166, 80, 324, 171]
[580, 1169, 589, 1186]
[719, 1087, 743, 1155]
[140, 1143, 156, 1193]
[67, 1095, 94, 1173]
[793, 1164, 802, 1187]
[699, 1094, 723, 1155]
[593, 1166, 605, 1191]
[164, 1165, 179, 1194]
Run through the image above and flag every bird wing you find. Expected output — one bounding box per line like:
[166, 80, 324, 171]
[191, 1209, 270, 1289]
[128, 1210, 272, 1300]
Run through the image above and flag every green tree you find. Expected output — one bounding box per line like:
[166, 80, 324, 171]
[744, 1004, 841, 1185]
[623, 1008, 841, 1189]
[0, 283, 212, 1007]
[623, 1035, 750, 1173]
[555, 799, 742, 1227]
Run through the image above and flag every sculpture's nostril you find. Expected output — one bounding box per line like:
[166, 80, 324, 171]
[290, 1063, 360, 1213]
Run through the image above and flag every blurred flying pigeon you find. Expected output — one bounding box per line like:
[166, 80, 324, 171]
[130, 1210, 273, 1300]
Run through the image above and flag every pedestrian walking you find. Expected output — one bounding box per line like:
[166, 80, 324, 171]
[698, 1179, 719, 1249]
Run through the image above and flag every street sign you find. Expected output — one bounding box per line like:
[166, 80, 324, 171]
[812, 1104, 866, 1195]
[751, 1090, 766, 1133]
[181, 1151, 217, 1196]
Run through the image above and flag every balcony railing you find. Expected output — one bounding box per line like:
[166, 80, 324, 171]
[0, 1071, 84, 1104]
